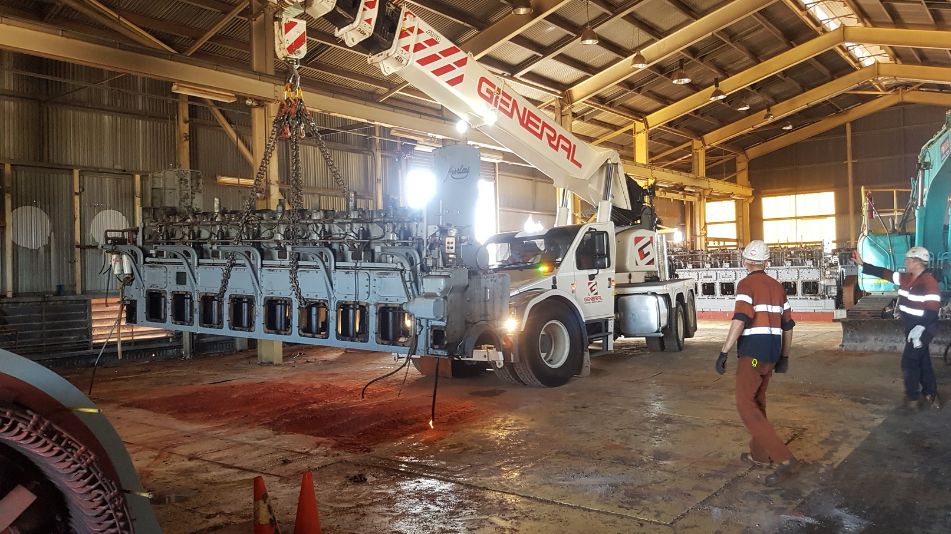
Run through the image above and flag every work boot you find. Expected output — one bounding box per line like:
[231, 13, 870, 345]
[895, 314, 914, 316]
[901, 396, 922, 412]
[925, 393, 943, 410]
[765, 459, 801, 486]
[740, 452, 771, 467]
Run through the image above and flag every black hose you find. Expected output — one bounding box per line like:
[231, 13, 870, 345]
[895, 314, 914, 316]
[430, 356, 440, 426]
[360, 327, 419, 399]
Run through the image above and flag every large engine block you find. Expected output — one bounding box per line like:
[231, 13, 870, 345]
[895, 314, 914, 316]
[106, 145, 511, 362]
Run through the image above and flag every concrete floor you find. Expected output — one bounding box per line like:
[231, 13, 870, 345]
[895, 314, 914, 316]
[65, 321, 951, 533]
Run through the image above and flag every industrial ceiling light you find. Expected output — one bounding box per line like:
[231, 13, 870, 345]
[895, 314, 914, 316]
[671, 60, 691, 85]
[630, 26, 647, 69]
[631, 50, 648, 69]
[171, 83, 236, 103]
[736, 101, 751, 111]
[511, 0, 533, 15]
[580, 0, 598, 45]
[709, 77, 726, 101]
[782, 122, 793, 130]
[764, 107, 775, 120]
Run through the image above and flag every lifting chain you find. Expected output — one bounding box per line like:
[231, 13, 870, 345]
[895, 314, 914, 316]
[215, 61, 351, 305]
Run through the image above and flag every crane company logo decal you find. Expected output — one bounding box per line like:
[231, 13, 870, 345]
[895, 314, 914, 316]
[448, 165, 470, 180]
[584, 280, 603, 304]
[476, 77, 583, 169]
[633, 236, 656, 266]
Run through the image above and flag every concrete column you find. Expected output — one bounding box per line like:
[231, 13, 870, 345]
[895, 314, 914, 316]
[735, 154, 751, 245]
[251, 0, 282, 364]
[3, 163, 12, 297]
[633, 122, 648, 164]
[72, 169, 82, 295]
[691, 141, 706, 250]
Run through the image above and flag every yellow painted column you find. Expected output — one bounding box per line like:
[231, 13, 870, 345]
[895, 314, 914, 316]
[633, 121, 648, 164]
[691, 140, 707, 250]
[251, 0, 282, 364]
[735, 154, 751, 245]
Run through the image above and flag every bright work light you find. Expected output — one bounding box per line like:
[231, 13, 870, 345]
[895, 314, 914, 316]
[405, 168, 436, 209]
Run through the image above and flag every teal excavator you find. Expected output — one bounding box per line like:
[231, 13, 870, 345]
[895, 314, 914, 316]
[842, 110, 951, 351]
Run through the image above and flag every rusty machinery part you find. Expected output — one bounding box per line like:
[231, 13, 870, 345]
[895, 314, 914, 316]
[0, 350, 159, 532]
[0, 404, 130, 533]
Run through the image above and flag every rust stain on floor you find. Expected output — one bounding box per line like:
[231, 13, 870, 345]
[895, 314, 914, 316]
[125, 379, 484, 452]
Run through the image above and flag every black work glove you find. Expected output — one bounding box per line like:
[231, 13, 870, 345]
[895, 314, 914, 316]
[715, 352, 728, 375]
[775, 356, 789, 373]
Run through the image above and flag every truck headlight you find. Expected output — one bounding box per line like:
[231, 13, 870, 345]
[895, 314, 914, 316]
[503, 316, 518, 333]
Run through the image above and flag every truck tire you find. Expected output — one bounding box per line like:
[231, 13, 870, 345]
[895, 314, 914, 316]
[645, 336, 664, 352]
[512, 303, 583, 387]
[492, 363, 524, 385]
[662, 303, 685, 352]
[684, 293, 698, 338]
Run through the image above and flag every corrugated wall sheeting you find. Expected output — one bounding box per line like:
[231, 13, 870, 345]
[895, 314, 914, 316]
[44, 106, 174, 171]
[749, 104, 948, 245]
[12, 167, 73, 295]
[0, 98, 41, 162]
[497, 163, 555, 232]
[190, 125, 254, 211]
[81, 172, 133, 294]
[279, 142, 373, 200]
[43, 61, 174, 116]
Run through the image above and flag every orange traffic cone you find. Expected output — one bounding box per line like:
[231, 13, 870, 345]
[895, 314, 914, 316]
[293, 471, 322, 534]
[253, 475, 281, 534]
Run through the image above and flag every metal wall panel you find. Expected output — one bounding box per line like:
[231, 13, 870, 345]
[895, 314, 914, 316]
[45, 106, 174, 171]
[190, 125, 253, 211]
[497, 163, 555, 232]
[43, 60, 174, 116]
[12, 167, 73, 295]
[283, 142, 373, 198]
[81, 172, 134, 294]
[0, 98, 41, 162]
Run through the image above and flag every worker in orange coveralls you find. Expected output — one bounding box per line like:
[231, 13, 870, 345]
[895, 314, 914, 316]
[715, 240, 799, 486]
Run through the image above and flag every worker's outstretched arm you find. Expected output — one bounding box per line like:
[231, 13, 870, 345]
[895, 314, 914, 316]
[853, 249, 895, 282]
[720, 319, 746, 354]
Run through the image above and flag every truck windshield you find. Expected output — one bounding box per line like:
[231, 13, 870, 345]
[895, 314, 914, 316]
[485, 225, 582, 271]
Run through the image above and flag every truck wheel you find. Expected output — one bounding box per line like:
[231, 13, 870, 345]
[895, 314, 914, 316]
[645, 337, 664, 352]
[662, 303, 685, 352]
[684, 293, 698, 338]
[512, 303, 583, 387]
[493, 363, 524, 385]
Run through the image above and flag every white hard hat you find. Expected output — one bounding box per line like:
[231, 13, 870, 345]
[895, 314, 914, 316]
[906, 246, 930, 263]
[742, 240, 770, 262]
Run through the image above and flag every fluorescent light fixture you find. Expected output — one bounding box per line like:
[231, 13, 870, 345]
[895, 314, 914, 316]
[217, 175, 253, 187]
[736, 101, 751, 111]
[171, 83, 237, 103]
[782, 123, 794, 130]
[511, 0, 532, 15]
[405, 168, 436, 209]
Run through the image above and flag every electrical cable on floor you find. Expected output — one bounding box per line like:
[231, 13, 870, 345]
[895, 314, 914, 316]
[430, 356, 440, 429]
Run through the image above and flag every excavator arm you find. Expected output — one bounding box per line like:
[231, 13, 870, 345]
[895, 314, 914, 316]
[272, 0, 633, 218]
